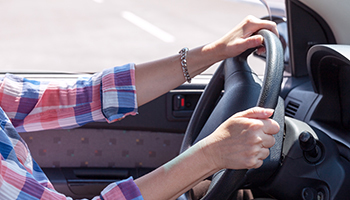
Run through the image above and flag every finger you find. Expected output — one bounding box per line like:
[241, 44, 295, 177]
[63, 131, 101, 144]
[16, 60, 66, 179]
[259, 21, 279, 37]
[264, 21, 279, 37]
[234, 107, 274, 119]
[256, 46, 266, 55]
[243, 35, 264, 49]
[253, 20, 279, 38]
[259, 147, 271, 160]
[247, 148, 269, 169]
[253, 148, 270, 169]
[249, 127, 276, 148]
[261, 118, 280, 135]
[260, 133, 276, 148]
[243, 16, 279, 38]
[252, 160, 264, 169]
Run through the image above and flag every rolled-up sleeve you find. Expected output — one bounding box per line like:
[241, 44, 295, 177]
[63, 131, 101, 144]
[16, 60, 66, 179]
[93, 177, 143, 200]
[0, 64, 138, 132]
[101, 63, 138, 123]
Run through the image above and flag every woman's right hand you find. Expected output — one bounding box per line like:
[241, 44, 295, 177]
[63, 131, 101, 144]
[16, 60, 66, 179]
[199, 107, 280, 171]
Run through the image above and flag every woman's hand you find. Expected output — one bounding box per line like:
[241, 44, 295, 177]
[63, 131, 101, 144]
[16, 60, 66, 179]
[135, 107, 280, 200]
[200, 107, 280, 171]
[207, 15, 278, 61]
[135, 16, 278, 107]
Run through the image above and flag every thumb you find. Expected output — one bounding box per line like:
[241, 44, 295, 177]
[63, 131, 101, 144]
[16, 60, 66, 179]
[234, 107, 274, 119]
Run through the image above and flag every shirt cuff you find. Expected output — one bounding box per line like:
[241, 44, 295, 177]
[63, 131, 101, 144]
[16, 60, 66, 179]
[99, 177, 143, 200]
[101, 63, 138, 123]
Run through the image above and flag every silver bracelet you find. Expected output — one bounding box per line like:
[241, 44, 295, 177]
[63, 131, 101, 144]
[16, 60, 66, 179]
[179, 47, 192, 83]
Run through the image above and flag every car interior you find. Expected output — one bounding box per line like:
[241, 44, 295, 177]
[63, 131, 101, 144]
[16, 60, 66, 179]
[16, 0, 350, 199]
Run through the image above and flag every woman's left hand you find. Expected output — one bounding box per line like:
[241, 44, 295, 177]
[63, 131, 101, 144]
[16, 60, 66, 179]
[208, 15, 278, 61]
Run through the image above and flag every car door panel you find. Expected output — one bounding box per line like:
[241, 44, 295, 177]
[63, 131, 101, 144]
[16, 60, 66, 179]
[19, 82, 206, 199]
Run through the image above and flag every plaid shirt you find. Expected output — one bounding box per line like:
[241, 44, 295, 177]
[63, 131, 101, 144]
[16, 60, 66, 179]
[0, 64, 143, 199]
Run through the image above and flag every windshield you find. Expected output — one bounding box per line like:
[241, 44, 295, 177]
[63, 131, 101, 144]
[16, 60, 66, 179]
[0, 0, 284, 75]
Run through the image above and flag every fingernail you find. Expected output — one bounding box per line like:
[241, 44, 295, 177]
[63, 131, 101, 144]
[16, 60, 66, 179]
[264, 108, 274, 116]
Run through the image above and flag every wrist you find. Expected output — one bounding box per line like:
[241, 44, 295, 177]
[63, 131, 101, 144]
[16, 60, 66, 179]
[196, 138, 222, 173]
[203, 40, 227, 63]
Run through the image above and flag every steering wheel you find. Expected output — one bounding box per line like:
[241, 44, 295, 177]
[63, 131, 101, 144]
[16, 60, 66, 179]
[180, 29, 285, 200]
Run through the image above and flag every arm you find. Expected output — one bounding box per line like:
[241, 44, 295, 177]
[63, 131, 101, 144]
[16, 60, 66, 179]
[135, 15, 278, 106]
[0, 64, 137, 132]
[112, 18, 278, 194]
[134, 107, 280, 200]
[133, 16, 279, 199]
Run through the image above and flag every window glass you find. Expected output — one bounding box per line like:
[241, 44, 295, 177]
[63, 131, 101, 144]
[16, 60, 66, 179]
[0, 0, 284, 75]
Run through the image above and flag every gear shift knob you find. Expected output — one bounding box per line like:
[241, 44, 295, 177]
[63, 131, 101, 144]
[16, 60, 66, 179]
[299, 131, 321, 163]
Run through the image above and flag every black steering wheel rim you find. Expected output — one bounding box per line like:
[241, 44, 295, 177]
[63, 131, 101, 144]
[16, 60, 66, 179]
[180, 29, 285, 200]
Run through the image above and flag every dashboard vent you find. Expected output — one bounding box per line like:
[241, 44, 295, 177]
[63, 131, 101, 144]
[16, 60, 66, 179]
[285, 101, 300, 118]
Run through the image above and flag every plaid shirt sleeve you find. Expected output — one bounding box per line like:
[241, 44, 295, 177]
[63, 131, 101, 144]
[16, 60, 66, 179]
[0, 63, 144, 199]
[0, 63, 138, 132]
